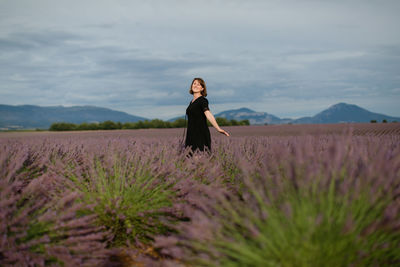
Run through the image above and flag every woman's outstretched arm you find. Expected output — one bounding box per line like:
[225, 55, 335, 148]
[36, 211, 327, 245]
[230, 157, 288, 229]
[204, 110, 230, 136]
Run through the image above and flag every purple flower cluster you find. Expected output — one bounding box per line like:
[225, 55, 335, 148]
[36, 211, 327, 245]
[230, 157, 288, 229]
[0, 129, 399, 266]
[155, 134, 400, 266]
[0, 139, 112, 266]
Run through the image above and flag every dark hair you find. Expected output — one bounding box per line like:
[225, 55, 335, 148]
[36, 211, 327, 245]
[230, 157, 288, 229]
[189, 78, 207, 97]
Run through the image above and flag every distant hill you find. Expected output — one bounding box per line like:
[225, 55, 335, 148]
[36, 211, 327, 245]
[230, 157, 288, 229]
[215, 107, 290, 125]
[291, 103, 400, 124]
[176, 103, 399, 125]
[1, 103, 399, 130]
[168, 107, 289, 124]
[0, 104, 148, 130]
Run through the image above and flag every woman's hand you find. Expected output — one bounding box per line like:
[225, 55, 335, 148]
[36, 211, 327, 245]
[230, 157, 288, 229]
[217, 128, 230, 136]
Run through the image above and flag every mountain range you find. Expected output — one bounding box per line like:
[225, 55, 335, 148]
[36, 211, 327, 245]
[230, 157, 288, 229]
[216, 103, 400, 125]
[0, 103, 399, 130]
[0, 105, 146, 130]
[214, 108, 293, 125]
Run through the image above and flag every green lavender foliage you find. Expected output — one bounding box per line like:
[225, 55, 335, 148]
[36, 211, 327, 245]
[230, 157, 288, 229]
[1, 129, 399, 266]
[155, 135, 400, 266]
[52, 144, 185, 246]
[0, 144, 111, 266]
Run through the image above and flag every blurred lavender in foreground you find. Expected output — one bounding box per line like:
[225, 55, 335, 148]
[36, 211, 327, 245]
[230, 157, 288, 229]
[0, 128, 399, 266]
[155, 134, 400, 266]
[0, 143, 112, 266]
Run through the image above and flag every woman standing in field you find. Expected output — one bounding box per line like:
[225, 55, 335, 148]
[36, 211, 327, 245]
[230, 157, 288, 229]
[185, 78, 230, 153]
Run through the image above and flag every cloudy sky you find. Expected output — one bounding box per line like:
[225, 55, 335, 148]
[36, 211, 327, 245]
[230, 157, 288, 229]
[1, 0, 399, 120]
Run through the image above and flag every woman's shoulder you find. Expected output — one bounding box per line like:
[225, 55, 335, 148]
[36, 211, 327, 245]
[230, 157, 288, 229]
[200, 96, 208, 103]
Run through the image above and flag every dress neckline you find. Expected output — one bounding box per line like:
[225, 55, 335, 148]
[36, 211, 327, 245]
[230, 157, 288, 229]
[190, 96, 203, 104]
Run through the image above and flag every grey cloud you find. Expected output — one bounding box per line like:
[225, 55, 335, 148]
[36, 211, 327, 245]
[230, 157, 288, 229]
[0, 0, 399, 119]
[1, 30, 81, 51]
[0, 38, 33, 51]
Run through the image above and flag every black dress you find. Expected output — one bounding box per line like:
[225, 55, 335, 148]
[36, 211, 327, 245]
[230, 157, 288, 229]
[185, 96, 211, 152]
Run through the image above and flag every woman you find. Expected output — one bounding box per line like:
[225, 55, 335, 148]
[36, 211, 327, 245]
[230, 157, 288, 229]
[185, 78, 230, 153]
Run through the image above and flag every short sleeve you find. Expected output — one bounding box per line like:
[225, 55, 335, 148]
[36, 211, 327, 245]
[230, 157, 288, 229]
[201, 97, 209, 112]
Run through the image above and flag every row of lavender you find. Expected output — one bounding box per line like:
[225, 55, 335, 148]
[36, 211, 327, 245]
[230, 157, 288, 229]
[1, 132, 399, 266]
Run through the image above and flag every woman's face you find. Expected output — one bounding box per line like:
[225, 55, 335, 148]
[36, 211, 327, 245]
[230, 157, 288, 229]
[192, 79, 204, 93]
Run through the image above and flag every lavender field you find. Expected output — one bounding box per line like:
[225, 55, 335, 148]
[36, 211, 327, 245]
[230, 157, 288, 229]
[1, 123, 400, 266]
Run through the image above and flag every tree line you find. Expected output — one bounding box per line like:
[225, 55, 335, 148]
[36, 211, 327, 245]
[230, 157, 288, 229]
[370, 119, 396, 123]
[49, 117, 250, 131]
